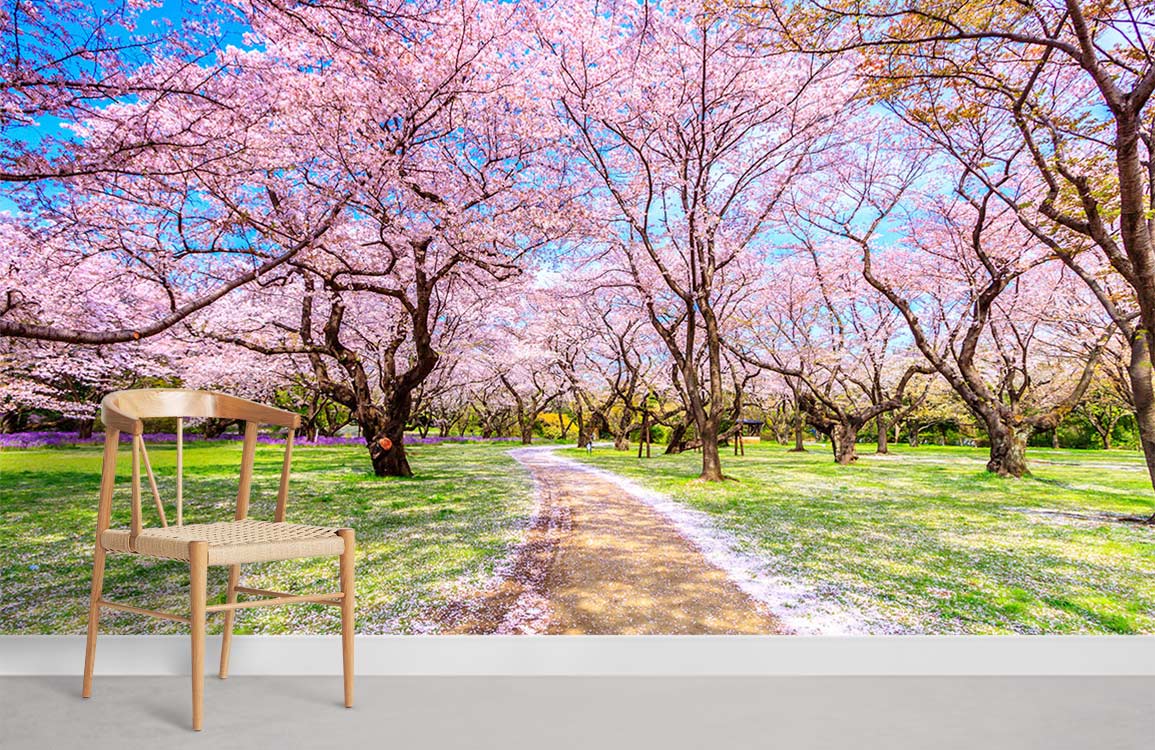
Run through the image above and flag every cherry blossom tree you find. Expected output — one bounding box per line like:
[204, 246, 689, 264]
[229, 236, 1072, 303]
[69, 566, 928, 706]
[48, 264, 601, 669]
[818, 147, 1111, 475]
[0, 340, 176, 437]
[562, 294, 654, 451]
[174, 0, 569, 476]
[0, 218, 191, 433]
[766, 0, 1154, 501]
[547, 0, 852, 479]
[498, 363, 563, 445]
[0, 0, 346, 345]
[3, 0, 563, 480]
[1076, 383, 1132, 451]
[412, 356, 481, 439]
[900, 380, 966, 447]
[731, 241, 931, 464]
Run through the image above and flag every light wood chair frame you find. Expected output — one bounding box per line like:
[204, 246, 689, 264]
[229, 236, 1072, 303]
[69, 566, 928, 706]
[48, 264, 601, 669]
[81, 389, 355, 731]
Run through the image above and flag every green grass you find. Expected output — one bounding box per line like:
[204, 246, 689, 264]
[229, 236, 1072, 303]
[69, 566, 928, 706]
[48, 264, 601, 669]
[0, 441, 532, 634]
[5, 438, 1155, 635]
[565, 442, 1155, 634]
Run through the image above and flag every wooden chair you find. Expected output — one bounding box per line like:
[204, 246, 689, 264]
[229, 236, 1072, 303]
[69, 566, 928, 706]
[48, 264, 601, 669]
[81, 389, 355, 730]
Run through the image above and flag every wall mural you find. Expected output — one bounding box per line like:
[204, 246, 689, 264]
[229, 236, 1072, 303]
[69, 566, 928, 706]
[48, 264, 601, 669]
[2, 0, 1153, 637]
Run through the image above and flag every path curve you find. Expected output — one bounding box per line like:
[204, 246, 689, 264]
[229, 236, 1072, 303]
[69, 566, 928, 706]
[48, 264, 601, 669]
[445, 447, 784, 635]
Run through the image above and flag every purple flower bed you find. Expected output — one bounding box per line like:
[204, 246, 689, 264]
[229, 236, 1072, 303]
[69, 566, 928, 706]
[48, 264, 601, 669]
[0, 431, 109, 448]
[405, 435, 519, 445]
[0, 431, 518, 449]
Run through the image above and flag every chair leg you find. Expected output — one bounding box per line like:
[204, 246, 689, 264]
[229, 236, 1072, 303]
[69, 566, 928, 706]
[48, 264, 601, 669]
[219, 564, 241, 679]
[189, 541, 208, 731]
[82, 544, 107, 698]
[338, 528, 355, 708]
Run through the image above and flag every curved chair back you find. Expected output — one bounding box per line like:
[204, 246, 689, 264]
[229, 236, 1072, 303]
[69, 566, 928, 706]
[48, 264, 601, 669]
[102, 389, 299, 433]
[96, 389, 301, 547]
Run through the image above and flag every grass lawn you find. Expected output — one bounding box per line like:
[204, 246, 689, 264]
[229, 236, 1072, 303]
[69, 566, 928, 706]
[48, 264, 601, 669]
[0, 441, 533, 634]
[566, 442, 1155, 634]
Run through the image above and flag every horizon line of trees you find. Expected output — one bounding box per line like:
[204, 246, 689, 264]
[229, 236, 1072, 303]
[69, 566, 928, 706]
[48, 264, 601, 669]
[2, 364, 1140, 455]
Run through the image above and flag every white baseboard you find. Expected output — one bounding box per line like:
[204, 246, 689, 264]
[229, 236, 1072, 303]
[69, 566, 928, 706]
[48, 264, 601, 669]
[2, 635, 1154, 676]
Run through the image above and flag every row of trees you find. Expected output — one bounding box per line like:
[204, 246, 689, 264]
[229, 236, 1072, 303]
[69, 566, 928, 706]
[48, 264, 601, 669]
[0, 297, 1136, 451]
[1, 1, 1151, 515]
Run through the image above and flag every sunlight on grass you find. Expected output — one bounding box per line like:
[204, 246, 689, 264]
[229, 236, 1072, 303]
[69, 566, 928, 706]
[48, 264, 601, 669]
[5, 439, 1153, 634]
[567, 442, 1155, 634]
[0, 442, 533, 634]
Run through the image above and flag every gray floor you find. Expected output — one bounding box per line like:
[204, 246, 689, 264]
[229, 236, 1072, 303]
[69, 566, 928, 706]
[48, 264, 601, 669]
[0, 676, 1149, 749]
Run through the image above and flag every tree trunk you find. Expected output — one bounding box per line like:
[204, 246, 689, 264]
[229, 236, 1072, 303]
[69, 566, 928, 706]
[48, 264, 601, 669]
[365, 417, 411, 478]
[1051, 430, 1060, 449]
[664, 423, 688, 454]
[1124, 335, 1155, 522]
[789, 410, 806, 452]
[202, 418, 236, 439]
[834, 423, 859, 465]
[985, 418, 1028, 477]
[0, 410, 22, 433]
[370, 444, 411, 476]
[698, 420, 723, 481]
[359, 386, 418, 477]
[1110, 114, 1155, 521]
[520, 422, 533, 445]
[76, 418, 95, 440]
[876, 415, 888, 454]
[574, 403, 588, 447]
[613, 434, 629, 451]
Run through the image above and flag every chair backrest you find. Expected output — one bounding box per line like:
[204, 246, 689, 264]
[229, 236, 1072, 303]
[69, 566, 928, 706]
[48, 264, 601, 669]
[101, 389, 299, 432]
[96, 389, 302, 549]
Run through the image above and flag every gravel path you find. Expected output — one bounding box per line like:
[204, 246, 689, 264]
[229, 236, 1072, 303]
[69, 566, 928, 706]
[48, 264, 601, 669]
[444, 448, 783, 634]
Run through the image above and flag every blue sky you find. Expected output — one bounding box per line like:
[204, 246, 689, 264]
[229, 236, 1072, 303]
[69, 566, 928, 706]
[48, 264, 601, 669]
[0, 0, 254, 215]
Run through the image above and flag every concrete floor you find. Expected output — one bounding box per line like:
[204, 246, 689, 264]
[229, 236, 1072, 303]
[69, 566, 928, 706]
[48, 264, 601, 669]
[0, 676, 1149, 749]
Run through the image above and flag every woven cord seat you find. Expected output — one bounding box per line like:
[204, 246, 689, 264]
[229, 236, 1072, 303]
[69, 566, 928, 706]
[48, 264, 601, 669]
[102, 519, 346, 565]
[82, 389, 355, 731]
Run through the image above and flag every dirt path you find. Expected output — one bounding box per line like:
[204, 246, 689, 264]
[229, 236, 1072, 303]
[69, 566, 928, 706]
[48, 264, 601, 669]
[444, 448, 783, 635]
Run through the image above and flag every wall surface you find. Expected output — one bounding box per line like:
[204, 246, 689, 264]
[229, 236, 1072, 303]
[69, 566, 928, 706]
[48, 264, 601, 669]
[4, 635, 1154, 675]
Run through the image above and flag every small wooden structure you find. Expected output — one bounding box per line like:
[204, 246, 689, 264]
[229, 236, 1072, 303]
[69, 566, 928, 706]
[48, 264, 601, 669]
[741, 418, 764, 442]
